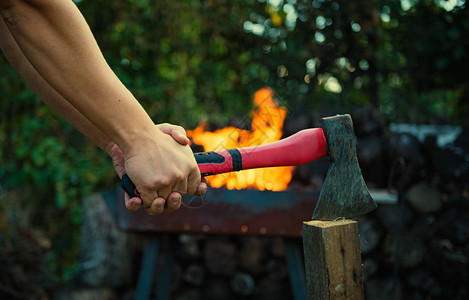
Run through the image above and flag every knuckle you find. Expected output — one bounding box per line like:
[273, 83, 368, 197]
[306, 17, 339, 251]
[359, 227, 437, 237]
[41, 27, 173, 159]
[155, 176, 171, 188]
[175, 171, 185, 182]
[190, 168, 201, 178]
[140, 178, 155, 190]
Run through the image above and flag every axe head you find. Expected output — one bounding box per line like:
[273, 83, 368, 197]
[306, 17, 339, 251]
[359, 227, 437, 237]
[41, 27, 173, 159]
[312, 114, 377, 220]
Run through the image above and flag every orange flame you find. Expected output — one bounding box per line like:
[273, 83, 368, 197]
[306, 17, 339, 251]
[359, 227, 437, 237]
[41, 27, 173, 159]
[187, 88, 294, 191]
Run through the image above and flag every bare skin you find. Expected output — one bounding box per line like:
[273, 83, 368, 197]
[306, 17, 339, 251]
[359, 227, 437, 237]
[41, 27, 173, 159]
[0, 0, 206, 214]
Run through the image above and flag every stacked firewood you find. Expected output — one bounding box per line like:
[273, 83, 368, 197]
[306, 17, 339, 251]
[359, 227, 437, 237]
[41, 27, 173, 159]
[170, 236, 296, 300]
[354, 107, 469, 299]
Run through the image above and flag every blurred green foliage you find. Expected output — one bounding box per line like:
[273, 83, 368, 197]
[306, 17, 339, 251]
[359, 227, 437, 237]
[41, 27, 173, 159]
[0, 0, 468, 282]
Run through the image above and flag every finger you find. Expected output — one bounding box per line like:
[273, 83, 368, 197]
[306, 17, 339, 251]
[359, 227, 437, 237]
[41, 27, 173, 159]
[186, 168, 202, 195]
[138, 187, 160, 213]
[108, 143, 126, 178]
[175, 175, 188, 198]
[144, 198, 166, 216]
[196, 181, 208, 196]
[142, 176, 173, 202]
[156, 185, 173, 201]
[166, 192, 182, 212]
[157, 123, 189, 145]
[125, 194, 142, 211]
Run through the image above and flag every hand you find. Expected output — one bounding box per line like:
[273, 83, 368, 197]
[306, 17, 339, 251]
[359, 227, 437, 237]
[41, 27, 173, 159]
[107, 123, 207, 214]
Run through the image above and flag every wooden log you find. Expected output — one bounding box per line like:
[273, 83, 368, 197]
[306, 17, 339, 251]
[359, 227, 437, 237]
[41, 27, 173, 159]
[303, 219, 364, 300]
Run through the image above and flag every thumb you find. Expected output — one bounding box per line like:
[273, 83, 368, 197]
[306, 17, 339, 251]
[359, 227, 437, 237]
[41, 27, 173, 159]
[157, 123, 190, 145]
[108, 143, 126, 178]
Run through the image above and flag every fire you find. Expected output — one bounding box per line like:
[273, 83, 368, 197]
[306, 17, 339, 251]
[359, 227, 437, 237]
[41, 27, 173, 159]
[187, 88, 294, 191]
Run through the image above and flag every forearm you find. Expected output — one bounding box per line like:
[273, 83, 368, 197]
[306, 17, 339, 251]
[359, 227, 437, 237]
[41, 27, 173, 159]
[0, 17, 114, 153]
[0, 0, 154, 152]
[1, 0, 204, 215]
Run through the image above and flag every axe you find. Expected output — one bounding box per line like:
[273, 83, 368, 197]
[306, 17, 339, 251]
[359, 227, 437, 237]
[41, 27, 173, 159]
[121, 114, 377, 220]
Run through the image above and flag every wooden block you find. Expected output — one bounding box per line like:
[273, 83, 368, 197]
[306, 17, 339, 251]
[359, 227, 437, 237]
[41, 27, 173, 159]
[302, 219, 364, 300]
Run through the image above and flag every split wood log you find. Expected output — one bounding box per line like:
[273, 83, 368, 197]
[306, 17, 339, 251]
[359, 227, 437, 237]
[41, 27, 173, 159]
[303, 219, 364, 300]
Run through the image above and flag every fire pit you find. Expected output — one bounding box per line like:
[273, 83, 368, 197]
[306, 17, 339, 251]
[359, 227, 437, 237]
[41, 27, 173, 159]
[117, 188, 318, 237]
[113, 186, 317, 300]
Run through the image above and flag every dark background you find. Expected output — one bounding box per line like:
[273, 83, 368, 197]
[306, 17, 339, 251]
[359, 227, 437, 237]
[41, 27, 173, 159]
[0, 0, 468, 299]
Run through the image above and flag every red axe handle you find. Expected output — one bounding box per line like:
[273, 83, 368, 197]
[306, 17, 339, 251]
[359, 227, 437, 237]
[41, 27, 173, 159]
[121, 128, 327, 198]
[196, 128, 326, 175]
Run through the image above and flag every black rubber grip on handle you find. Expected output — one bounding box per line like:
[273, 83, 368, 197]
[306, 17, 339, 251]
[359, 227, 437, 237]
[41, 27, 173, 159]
[121, 173, 140, 198]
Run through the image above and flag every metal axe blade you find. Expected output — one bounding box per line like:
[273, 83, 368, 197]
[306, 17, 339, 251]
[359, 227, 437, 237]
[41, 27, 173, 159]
[312, 114, 377, 220]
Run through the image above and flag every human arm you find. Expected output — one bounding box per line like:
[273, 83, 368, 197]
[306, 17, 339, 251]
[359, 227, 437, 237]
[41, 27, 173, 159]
[0, 0, 203, 214]
[0, 16, 208, 212]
